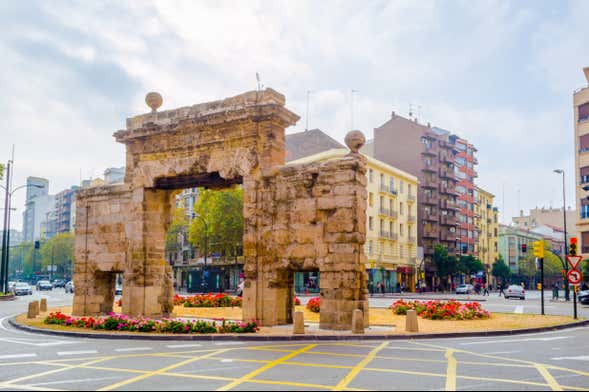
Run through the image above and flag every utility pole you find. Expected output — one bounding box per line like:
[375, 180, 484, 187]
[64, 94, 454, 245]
[1, 161, 11, 293]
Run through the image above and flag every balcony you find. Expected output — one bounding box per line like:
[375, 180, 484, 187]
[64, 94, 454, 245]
[423, 162, 437, 173]
[424, 246, 435, 255]
[422, 144, 438, 156]
[389, 210, 399, 219]
[440, 215, 457, 226]
[487, 232, 492, 238]
[379, 207, 390, 216]
[440, 152, 454, 164]
[388, 232, 398, 241]
[440, 232, 458, 242]
[408, 215, 416, 223]
[423, 213, 439, 222]
[379, 230, 390, 239]
[422, 177, 438, 189]
[440, 184, 457, 195]
[441, 200, 460, 210]
[439, 167, 454, 179]
[407, 194, 416, 203]
[423, 228, 438, 238]
[379, 184, 398, 196]
[422, 195, 438, 205]
[487, 218, 492, 224]
[408, 236, 416, 243]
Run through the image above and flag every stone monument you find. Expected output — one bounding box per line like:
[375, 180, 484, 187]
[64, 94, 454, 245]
[73, 88, 368, 330]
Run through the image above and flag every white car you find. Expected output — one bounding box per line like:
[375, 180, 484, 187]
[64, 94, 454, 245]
[505, 285, 525, 300]
[14, 282, 32, 296]
[8, 281, 16, 293]
[456, 284, 474, 294]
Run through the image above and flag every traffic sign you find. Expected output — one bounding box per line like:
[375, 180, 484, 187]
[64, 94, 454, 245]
[566, 255, 583, 270]
[567, 269, 583, 285]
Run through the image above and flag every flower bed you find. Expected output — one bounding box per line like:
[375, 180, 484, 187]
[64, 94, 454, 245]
[174, 294, 242, 308]
[306, 297, 320, 313]
[294, 297, 301, 306]
[44, 312, 258, 334]
[390, 299, 490, 320]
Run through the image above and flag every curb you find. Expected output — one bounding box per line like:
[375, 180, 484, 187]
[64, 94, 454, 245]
[9, 317, 589, 342]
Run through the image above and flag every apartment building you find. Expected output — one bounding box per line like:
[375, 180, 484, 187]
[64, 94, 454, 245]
[289, 148, 419, 292]
[22, 177, 53, 242]
[371, 113, 461, 286]
[498, 225, 543, 274]
[574, 67, 589, 255]
[513, 207, 575, 231]
[475, 187, 499, 282]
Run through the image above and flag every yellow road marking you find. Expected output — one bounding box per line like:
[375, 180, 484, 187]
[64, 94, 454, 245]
[377, 355, 446, 363]
[535, 364, 564, 391]
[445, 349, 457, 391]
[245, 378, 334, 389]
[283, 361, 353, 369]
[333, 341, 389, 391]
[216, 343, 317, 391]
[459, 375, 551, 388]
[309, 351, 365, 358]
[97, 348, 230, 391]
[364, 367, 445, 377]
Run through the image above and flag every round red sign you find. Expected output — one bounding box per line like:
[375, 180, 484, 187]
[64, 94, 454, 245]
[567, 269, 582, 285]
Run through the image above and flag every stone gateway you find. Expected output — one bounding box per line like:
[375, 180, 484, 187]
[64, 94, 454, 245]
[73, 88, 369, 330]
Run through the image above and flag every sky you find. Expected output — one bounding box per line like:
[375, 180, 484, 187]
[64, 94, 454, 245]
[1, 0, 589, 230]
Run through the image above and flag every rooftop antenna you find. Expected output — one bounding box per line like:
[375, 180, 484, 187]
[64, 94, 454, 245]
[350, 89, 358, 131]
[305, 90, 311, 131]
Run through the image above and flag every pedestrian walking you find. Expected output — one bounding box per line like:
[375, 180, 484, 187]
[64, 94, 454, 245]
[396, 282, 401, 294]
[368, 280, 374, 296]
[498, 283, 505, 297]
[552, 282, 559, 300]
[380, 282, 385, 295]
[483, 284, 489, 296]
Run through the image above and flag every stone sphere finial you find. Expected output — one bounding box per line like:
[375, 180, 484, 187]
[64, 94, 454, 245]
[145, 92, 163, 113]
[345, 130, 365, 153]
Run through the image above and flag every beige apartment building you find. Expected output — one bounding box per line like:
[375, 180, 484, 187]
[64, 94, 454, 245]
[290, 149, 419, 292]
[475, 187, 499, 283]
[575, 67, 589, 255]
[512, 207, 575, 231]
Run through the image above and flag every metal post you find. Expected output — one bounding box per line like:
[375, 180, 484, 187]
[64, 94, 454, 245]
[573, 286, 578, 320]
[1, 161, 11, 293]
[540, 257, 544, 315]
[562, 172, 570, 302]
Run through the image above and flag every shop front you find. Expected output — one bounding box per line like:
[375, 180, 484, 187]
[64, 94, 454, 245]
[367, 262, 399, 294]
[397, 265, 416, 292]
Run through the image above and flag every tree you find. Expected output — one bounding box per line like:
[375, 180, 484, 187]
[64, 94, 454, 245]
[519, 240, 564, 280]
[432, 244, 456, 289]
[492, 254, 511, 285]
[8, 242, 34, 277]
[166, 207, 188, 252]
[188, 187, 243, 259]
[39, 233, 75, 278]
[457, 255, 484, 275]
[583, 260, 589, 282]
[0, 163, 4, 180]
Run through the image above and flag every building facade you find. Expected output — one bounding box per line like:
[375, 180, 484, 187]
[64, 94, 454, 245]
[498, 225, 543, 274]
[22, 177, 52, 242]
[475, 187, 499, 282]
[290, 148, 419, 292]
[574, 67, 589, 256]
[372, 112, 463, 287]
[513, 207, 576, 231]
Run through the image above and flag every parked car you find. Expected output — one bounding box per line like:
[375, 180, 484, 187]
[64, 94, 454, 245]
[7, 281, 16, 293]
[36, 280, 53, 291]
[579, 290, 589, 305]
[65, 281, 74, 294]
[52, 279, 66, 288]
[505, 284, 525, 300]
[115, 284, 123, 296]
[455, 284, 474, 294]
[14, 282, 32, 296]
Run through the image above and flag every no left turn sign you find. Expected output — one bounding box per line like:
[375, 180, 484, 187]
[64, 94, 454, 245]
[567, 269, 582, 285]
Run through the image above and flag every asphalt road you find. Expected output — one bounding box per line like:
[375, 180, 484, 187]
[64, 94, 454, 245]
[0, 290, 588, 390]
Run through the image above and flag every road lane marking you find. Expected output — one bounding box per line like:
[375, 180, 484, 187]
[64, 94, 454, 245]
[114, 347, 152, 352]
[333, 341, 390, 391]
[28, 376, 122, 387]
[216, 344, 317, 391]
[57, 350, 98, 356]
[97, 348, 231, 391]
[535, 364, 564, 391]
[483, 351, 521, 355]
[166, 344, 203, 349]
[460, 336, 569, 345]
[551, 356, 589, 361]
[0, 353, 37, 360]
[214, 342, 243, 346]
[444, 349, 457, 391]
[514, 305, 524, 314]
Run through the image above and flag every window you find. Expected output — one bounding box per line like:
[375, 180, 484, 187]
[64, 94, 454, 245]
[380, 219, 384, 231]
[581, 205, 589, 220]
[455, 157, 466, 166]
[579, 102, 589, 122]
[369, 216, 374, 230]
[400, 202, 404, 215]
[369, 193, 374, 207]
[408, 184, 412, 195]
[368, 240, 373, 255]
[389, 198, 394, 211]
[400, 223, 404, 236]
[380, 196, 384, 209]
[389, 221, 394, 234]
[400, 180, 404, 193]
[380, 173, 384, 186]
[389, 177, 395, 193]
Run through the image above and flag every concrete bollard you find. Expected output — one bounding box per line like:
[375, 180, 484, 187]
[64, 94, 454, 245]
[293, 311, 305, 334]
[40, 298, 47, 312]
[27, 301, 38, 319]
[405, 309, 419, 333]
[352, 309, 364, 334]
[33, 301, 40, 317]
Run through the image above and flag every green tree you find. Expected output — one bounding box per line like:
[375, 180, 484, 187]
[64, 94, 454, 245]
[519, 240, 564, 280]
[39, 233, 75, 278]
[188, 187, 243, 259]
[492, 254, 511, 285]
[0, 163, 4, 180]
[8, 242, 34, 277]
[457, 255, 484, 275]
[166, 207, 188, 252]
[583, 260, 589, 283]
[432, 244, 456, 289]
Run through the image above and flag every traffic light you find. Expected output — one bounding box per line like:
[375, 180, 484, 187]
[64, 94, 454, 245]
[533, 241, 544, 258]
[521, 243, 527, 253]
[569, 237, 577, 256]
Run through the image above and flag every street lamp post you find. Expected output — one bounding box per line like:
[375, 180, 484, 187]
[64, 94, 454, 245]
[1, 168, 44, 294]
[193, 214, 208, 292]
[554, 169, 570, 301]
